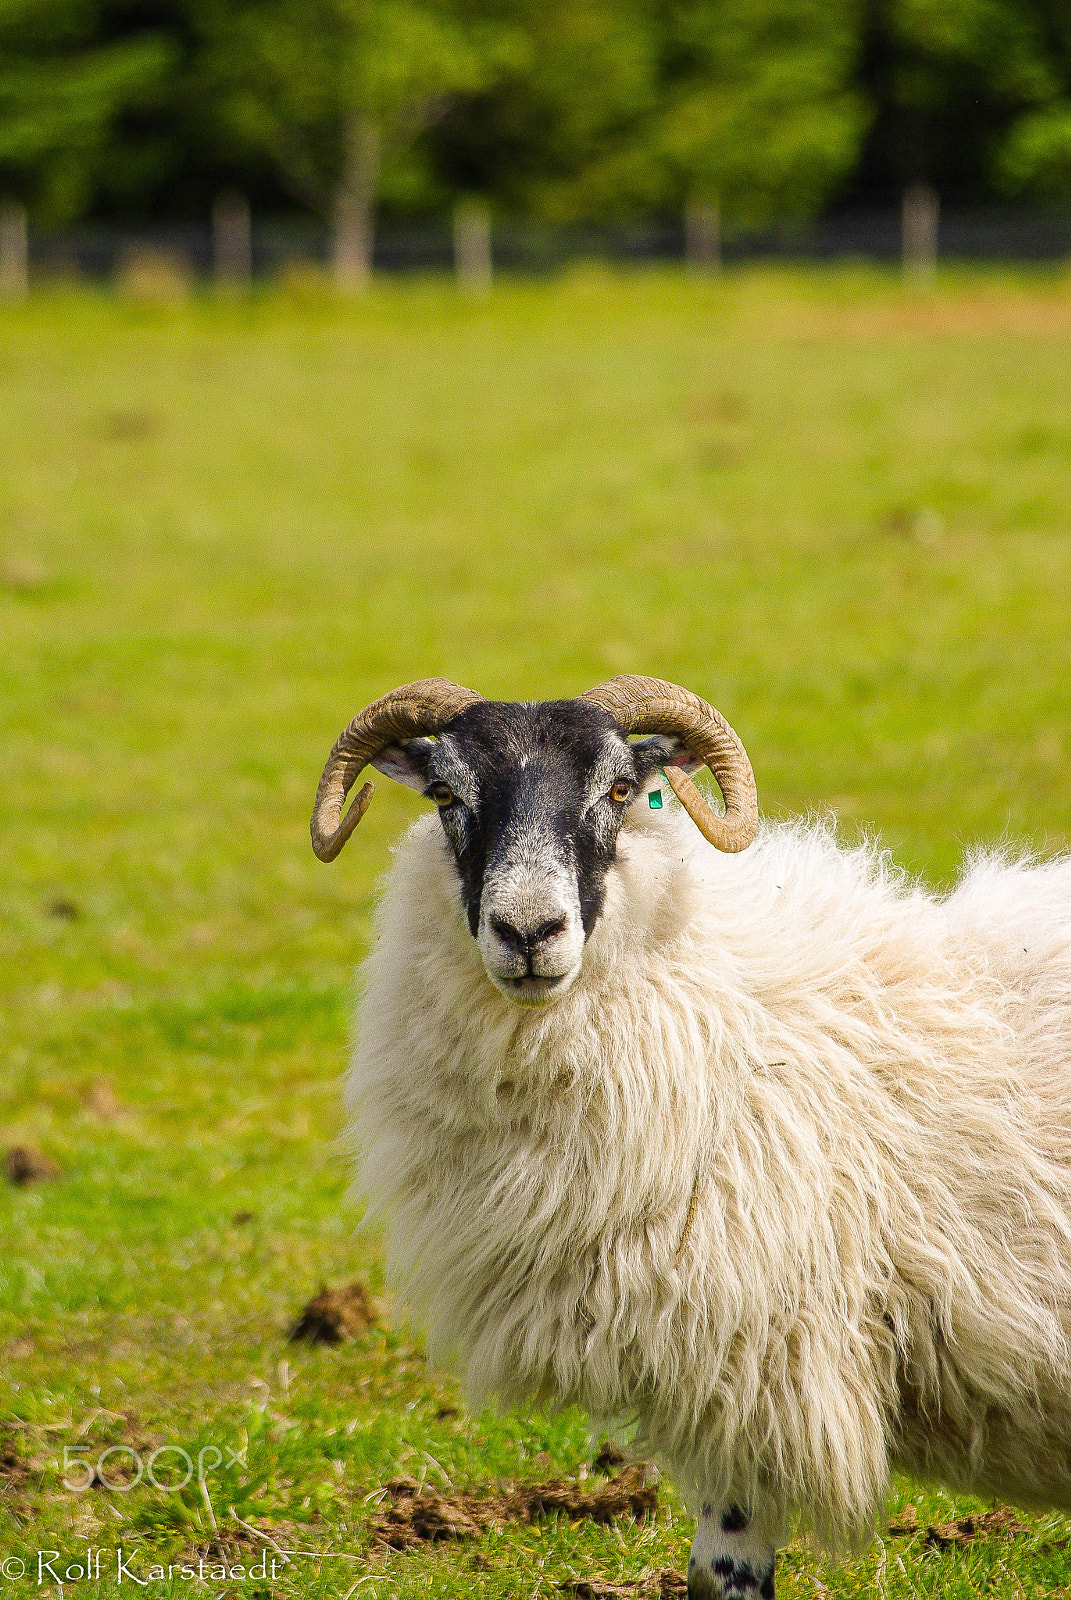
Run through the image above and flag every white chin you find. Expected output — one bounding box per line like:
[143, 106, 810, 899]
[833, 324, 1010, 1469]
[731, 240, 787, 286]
[488, 970, 577, 1007]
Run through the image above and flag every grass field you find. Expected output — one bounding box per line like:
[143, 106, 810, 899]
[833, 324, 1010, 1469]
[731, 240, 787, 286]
[2, 264, 1071, 1598]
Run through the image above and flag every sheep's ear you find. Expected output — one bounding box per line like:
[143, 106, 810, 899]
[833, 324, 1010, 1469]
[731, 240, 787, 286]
[630, 734, 702, 779]
[370, 737, 437, 793]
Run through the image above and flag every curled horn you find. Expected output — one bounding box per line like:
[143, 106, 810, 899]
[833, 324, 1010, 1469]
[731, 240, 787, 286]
[580, 674, 757, 852]
[311, 678, 483, 861]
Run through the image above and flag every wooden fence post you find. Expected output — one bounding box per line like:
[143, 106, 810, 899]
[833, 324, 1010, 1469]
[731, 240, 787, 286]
[685, 200, 720, 273]
[454, 199, 492, 297]
[213, 191, 252, 292]
[0, 202, 28, 301]
[902, 183, 939, 288]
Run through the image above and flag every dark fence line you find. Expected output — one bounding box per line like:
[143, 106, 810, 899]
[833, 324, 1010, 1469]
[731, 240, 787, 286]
[25, 206, 1071, 283]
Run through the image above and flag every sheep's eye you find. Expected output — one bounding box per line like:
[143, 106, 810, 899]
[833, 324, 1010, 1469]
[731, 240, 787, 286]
[429, 784, 455, 807]
[610, 781, 632, 804]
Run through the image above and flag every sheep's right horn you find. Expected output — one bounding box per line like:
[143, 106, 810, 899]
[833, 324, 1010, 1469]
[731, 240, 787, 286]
[311, 678, 483, 861]
[580, 674, 757, 852]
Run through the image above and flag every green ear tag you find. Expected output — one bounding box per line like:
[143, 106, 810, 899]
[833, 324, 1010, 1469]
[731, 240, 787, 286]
[649, 783, 664, 810]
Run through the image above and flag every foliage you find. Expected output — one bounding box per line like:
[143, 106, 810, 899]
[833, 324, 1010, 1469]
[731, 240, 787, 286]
[0, 0, 173, 221]
[431, 0, 662, 218]
[998, 102, 1071, 201]
[856, 0, 1071, 200]
[649, 0, 869, 220]
[436, 0, 869, 224]
[2, 0, 1071, 222]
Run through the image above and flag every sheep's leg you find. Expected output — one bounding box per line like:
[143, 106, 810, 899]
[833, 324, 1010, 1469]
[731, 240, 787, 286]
[687, 1505, 776, 1600]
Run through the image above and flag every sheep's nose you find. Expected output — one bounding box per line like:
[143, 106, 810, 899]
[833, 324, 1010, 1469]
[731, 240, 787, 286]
[489, 914, 568, 952]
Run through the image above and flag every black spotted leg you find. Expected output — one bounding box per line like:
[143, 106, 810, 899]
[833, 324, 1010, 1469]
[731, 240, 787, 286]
[687, 1505, 776, 1600]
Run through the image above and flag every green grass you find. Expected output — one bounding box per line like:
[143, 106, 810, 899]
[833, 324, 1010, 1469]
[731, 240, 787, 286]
[2, 263, 1071, 1596]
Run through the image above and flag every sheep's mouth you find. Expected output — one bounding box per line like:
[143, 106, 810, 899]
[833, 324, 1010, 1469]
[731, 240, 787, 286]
[493, 972, 573, 1007]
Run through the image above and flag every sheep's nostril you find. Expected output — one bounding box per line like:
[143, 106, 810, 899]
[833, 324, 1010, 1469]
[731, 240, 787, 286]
[490, 916, 526, 952]
[533, 917, 567, 944]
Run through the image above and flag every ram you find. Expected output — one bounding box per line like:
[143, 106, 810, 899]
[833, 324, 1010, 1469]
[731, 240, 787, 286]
[312, 674, 1071, 1599]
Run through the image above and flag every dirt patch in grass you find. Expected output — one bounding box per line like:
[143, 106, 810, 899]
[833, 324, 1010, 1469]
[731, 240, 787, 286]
[289, 1281, 382, 1344]
[371, 1464, 658, 1550]
[100, 409, 164, 442]
[888, 1504, 1032, 1547]
[0, 1430, 30, 1489]
[560, 1577, 687, 1598]
[0, 555, 50, 592]
[766, 294, 1071, 343]
[83, 1078, 122, 1118]
[4, 1145, 63, 1185]
[183, 1519, 311, 1573]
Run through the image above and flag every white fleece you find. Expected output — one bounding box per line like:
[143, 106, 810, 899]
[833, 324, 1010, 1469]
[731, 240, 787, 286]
[347, 802, 1071, 1548]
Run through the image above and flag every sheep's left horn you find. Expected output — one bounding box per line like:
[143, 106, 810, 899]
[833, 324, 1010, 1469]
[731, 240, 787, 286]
[580, 674, 757, 852]
[311, 678, 483, 861]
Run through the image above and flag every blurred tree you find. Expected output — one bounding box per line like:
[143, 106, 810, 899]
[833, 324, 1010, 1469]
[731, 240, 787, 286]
[5, 0, 1071, 230]
[994, 1, 1071, 200]
[649, 0, 869, 223]
[435, 0, 866, 226]
[998, 101, 1071, 199]
[854, 0, 1071, 203]
[432, 0, 661, 219]
[195, 0, 514, 284]
[0, 0, 173, 221]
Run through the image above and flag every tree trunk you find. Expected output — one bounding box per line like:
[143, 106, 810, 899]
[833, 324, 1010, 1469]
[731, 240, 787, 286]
[333, 113, 380, 293]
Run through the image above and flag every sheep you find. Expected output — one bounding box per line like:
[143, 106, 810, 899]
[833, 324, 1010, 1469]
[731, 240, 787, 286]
[311, 674, 1071, 1599]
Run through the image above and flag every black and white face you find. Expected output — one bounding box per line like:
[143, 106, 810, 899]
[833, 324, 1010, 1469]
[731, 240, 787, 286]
[371, 700, 697, 1006]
